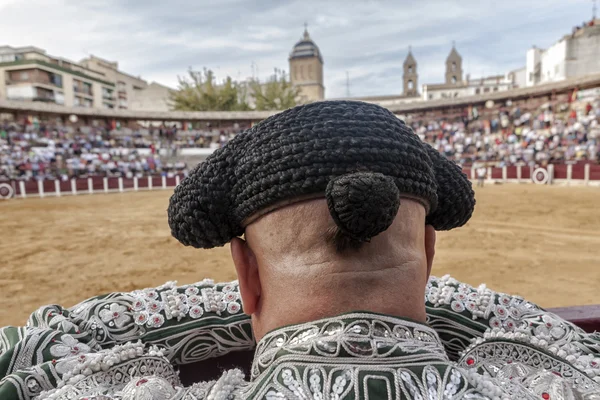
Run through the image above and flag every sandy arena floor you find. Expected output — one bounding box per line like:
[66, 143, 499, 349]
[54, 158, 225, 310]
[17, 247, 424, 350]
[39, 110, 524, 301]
[1, 184, 599, 326]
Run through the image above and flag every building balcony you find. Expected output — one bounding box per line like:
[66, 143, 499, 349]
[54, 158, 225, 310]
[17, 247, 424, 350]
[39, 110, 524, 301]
[6, 84, 64, 105]
[73, 88, 93, 98]
[5, 78, 62, 89]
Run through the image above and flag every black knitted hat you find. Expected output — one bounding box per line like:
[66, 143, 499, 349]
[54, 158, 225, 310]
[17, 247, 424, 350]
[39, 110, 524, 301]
[168, 101, 475, 249]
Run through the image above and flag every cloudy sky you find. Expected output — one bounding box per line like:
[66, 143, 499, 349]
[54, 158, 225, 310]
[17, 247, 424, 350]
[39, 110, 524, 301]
[0, 0, 595, 98]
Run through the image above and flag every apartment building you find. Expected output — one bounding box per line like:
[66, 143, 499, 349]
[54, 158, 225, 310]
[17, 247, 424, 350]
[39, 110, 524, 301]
[0, 46, 147, 109]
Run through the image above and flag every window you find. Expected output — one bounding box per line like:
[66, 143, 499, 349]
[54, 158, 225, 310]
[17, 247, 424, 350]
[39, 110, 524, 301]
[484, 87, 490, 93]
[476, 88, 480, 94]
[452, 62, 456, 72]
[19, 71, 29, 80]
[408, 65, 413, 73]
[51, 74, 63, 88]
[102, 87, 113, 99]
[428, 94, 433, 99]
[493, 87, 498, 92]
[452, 76, 457, 84]
[408, 80, 414, 90]
[83, 82, 92, 96]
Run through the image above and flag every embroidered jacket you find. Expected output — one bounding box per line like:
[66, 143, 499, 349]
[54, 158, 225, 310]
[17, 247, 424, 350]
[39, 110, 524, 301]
[0, 276, 599, 399]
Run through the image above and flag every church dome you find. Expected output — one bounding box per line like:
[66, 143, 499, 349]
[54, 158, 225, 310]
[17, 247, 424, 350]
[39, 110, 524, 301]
[289, 28, 323, 63]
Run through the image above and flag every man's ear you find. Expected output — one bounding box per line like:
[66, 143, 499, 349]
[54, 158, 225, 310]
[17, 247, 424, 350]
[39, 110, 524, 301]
[424, 225, 436, 279]
[231, 237, 261, 315]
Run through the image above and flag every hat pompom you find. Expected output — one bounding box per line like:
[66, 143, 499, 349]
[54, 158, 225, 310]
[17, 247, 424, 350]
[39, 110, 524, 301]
[326, 172, 401, 242]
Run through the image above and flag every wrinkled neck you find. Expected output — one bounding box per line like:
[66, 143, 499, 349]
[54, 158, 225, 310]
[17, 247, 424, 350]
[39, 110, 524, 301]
[252, 258, 428, 342]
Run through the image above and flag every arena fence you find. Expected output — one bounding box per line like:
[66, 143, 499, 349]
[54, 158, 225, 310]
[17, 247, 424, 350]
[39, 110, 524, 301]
[464, 163, 600, 187]
[0, 175, 184, 200]
[1, 163, 600, 200]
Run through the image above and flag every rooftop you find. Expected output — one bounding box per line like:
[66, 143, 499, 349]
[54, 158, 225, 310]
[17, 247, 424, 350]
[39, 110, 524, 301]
[289, 28, 323, 63]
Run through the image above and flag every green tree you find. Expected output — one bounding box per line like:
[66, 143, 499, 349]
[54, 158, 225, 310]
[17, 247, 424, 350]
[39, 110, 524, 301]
[170, 68, 250, 111]
[249, 69, 299, 111]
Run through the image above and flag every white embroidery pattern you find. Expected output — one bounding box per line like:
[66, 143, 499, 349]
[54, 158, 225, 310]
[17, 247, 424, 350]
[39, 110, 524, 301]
[427, 275, 600, 383]
[248, 313, 516, 399]
[129, 281, 242, 329]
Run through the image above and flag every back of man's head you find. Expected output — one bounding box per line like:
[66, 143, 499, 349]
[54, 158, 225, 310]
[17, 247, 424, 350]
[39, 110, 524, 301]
[231, 197, 436, 341]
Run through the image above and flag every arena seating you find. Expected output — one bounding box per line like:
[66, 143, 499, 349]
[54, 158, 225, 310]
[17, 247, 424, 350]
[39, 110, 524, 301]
[1, 91, 598, 184]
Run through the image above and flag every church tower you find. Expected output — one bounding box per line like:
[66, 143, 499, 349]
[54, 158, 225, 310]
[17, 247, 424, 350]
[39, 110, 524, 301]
[289, 25, 324, 103]
[403, 46, 418, 97]
[445, 42, 463, 85]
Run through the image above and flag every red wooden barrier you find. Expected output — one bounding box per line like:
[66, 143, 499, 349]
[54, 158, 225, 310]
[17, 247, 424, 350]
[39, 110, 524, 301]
[107, 177, 119, 190]
[13, 181, 21, 196]
[59, 180, 71, 193]
[42, 180, 54, 194]
[91, 176, 104, 191]
[553, 164, 568, 180]
[571, 164, 586, 180]
[138, 177, 149, 189]
[491, 168, 502, 180]
[506, 166, 518, 179]
[23, 181, 36, 195]
[122, 178, 135, 190]
[590, 164, 600, 181]
[76, 179, 88, 192]
[152, 176, 163, 188]
[521, 166, 531, 180]
[166, 176, 177, 187]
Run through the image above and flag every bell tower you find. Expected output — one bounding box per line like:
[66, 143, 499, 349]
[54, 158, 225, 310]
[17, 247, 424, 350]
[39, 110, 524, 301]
[289, 24, 324, 102]
[403, 46, 418, 97]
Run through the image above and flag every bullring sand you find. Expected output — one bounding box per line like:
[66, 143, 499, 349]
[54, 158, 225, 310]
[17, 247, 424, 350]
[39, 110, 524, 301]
[1, 184, 599, 326]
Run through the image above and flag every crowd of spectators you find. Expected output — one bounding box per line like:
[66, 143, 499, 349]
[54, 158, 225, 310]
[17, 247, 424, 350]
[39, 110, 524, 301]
[0, 123, 240, 181]
[413, 96, 600, 167]
[1, 94, 599, 181]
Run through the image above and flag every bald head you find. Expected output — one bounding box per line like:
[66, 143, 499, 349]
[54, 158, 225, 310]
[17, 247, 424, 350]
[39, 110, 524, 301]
[231, 197, 436, 341]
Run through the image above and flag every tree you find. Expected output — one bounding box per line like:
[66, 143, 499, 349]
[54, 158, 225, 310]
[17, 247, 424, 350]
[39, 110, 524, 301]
[249, 69, 299, 111]
[170, 68, 250, 111]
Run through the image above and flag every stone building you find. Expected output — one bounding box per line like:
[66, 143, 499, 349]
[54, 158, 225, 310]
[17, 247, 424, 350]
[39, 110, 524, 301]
[79, 55, 147, 109]
[402, 47, 418, 97]
[445, 44, 463, 85]
[422, 45, 514, 101]
[526, 19, 600, 87]
[289, 27, 324, 103]
[0, 46, 148, 110]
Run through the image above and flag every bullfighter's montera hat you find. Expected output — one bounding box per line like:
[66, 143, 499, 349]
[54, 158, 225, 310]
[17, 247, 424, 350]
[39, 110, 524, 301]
[168, 100, 475, 249]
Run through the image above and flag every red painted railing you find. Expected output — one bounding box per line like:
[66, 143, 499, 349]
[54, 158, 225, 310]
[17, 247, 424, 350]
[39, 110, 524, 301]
[3, 163, 600, 201]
